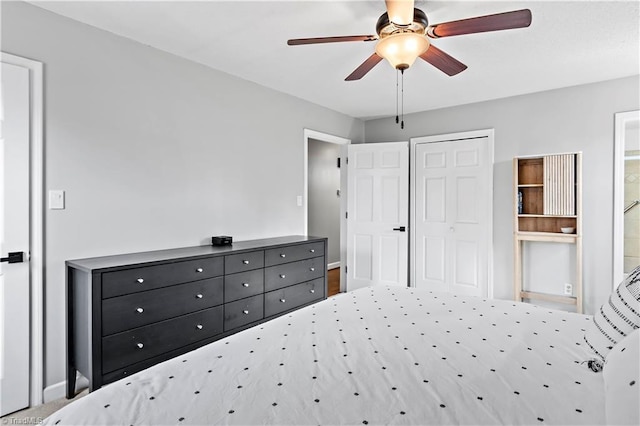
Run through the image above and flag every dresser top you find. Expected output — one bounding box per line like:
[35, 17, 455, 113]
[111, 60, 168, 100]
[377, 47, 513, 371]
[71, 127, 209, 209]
[66, 235, 326, 272]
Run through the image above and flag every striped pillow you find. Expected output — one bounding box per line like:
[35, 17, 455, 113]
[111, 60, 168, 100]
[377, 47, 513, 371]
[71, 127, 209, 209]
[584, 265, 640, 363]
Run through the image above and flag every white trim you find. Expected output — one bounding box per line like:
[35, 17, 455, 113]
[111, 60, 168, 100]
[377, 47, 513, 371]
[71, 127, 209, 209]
[303, 129, 350, 292]
[1, 52, 44, 408]
[43, 375, 88, 404]
[613, 110, 640, 288]
[409, 129, 495, 298]
[327, 261, 340, 270]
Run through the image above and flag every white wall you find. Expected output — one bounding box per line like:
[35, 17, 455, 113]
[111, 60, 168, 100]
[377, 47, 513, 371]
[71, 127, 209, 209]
[365, 75, 640, 315]
[1, 1, 364, 395]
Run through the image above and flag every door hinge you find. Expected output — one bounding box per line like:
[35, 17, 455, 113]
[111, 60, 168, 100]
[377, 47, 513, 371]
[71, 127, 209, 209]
[345, 265, 348, 274]
[337, 157, 341, 168]
[345, 211, 348, 219]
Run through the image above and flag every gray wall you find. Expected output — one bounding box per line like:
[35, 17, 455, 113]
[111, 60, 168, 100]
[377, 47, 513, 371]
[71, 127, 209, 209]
[308, 139, 341, 265]
[365, 75, 640, 315]
[1, 1, 364, 394]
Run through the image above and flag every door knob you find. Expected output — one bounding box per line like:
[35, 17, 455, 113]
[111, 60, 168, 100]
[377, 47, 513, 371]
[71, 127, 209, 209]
[392, 226, 406, 232]
[0, 251, 24, 264]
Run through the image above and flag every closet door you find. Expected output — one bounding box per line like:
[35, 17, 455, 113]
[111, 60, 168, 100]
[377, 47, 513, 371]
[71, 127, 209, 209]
[346, 142, 409, 291]
[412, 133, 493, 297]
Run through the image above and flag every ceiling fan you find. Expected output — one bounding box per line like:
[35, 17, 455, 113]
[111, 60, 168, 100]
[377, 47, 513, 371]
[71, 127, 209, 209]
[287, 0, 532, 81]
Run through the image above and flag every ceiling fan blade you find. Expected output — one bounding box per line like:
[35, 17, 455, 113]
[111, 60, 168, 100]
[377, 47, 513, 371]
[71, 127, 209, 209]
[345, 53, 383, 81]
[419, 45, 467, 76]
[287, 35, 377, 46]
[427, 9, 532, 38]
[385, 0, 414, 26]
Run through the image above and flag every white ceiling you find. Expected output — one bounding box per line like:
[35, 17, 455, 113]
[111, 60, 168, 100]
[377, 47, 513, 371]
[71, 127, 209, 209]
[29, 0, 640, 120]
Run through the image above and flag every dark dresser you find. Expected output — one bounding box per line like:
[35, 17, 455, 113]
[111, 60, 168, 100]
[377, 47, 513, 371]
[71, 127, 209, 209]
[66, 235, 327, 398]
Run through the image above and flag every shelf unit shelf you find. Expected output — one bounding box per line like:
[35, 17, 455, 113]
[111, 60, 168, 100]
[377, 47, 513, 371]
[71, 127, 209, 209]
[513, 153, 583, 313]
[520, 291, 577, 306]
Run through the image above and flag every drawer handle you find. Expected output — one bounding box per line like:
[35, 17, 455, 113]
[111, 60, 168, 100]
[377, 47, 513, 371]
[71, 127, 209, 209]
[280, 298, 286, 303]
[196, 293, 203, 299]
[242, 283, 250, 288]
[310, 267, 315, 272]
[280, 274, 286, 279]
[137, 343, 144, 349]
[310, 289, 315, 294]
[196, 324, 203, 330]
[280, 254, 286, 258]
[196, 268, 203, 273]
[310, 249, 315, 253]
[242, 260, 249, 265]
[242, 310, 249, 315]
[136, 307, 144, 314]
[137, 278, 144, 284]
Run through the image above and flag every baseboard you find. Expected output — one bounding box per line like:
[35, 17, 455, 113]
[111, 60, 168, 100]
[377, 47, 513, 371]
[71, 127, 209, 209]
[43, 374, 88, 403]
[327, 261, 340, 270]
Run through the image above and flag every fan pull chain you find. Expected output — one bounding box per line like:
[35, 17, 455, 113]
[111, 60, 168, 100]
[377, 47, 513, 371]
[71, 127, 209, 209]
[395, 70, 399, 125]
[400, 69, 405, 130]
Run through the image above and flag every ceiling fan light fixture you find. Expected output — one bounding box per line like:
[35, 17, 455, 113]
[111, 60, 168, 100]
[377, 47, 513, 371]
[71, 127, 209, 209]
[375, 32, 430, 70]
[385, 0, 414, 26]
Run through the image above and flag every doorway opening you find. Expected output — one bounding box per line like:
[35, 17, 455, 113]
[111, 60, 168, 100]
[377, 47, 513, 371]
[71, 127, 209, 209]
[303, 129, 350, 295]
[614, 110, 640, 286]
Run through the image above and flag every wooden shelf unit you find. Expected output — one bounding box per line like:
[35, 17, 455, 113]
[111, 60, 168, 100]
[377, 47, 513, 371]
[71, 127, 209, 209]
[513, 153, 583, 313]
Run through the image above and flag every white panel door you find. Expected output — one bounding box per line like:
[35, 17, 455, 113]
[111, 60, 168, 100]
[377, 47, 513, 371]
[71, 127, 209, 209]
[346, 142, 408, 291]
[0, 62, 31, 415]
[413, 135, 492, 297]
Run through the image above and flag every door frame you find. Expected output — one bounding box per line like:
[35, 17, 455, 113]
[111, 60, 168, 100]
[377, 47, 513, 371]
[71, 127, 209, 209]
[1, 52, 44, 407]
[613, 110, 640, 287]
[303, 129, 350, 292]
[409, 128, 494, 297]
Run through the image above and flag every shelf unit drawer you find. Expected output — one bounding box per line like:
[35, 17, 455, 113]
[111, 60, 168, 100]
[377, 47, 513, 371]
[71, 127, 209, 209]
[264, 257, 325, 292]
[265, 241, 324, 266]
[102, 305, 224, 374]
[102, 257, 223, 299]
[223, 294, 264, 331]
[224, 250, 264, 275]
[265, 278, 324, 317]
[102, 277, 223, 336]
[224, 269, 264, 303]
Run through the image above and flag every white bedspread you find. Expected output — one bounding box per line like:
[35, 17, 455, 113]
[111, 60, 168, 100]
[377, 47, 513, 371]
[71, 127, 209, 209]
[45, 286, 604, 425]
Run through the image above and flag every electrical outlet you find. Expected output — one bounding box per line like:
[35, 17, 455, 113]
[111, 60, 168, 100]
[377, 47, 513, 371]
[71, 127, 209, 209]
[564, 283, 573, 295]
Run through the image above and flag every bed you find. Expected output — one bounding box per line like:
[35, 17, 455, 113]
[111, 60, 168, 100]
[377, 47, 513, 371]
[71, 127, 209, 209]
[44, 283, 635, 426]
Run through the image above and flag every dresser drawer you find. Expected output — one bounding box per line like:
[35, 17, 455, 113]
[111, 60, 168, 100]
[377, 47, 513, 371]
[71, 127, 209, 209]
[264, 257, 325, 292]
[265, 241, 325, 266]
[224, 250, 264, 275]
[102, 305, 223, 374]
[102, 277, 223, 336]
[102, 257, 223, 299]
[224, 269, 264, 303]
[223, 294, 264, 331]
[265, 278, 324, 317]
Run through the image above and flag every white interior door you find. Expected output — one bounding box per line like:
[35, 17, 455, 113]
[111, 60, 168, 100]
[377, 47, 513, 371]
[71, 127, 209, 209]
[0, 61, 31, 415]
[346, 142, 408, 291]
[412, 132, 493, 297]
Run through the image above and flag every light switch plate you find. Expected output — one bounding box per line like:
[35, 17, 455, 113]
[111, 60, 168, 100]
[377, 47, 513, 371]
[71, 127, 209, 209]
[49, 190, 65, 210]
[296, 195, 303, 207]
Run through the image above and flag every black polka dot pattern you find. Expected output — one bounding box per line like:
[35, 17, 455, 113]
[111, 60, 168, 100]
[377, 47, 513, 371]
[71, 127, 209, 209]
[42, 286, 606, 425]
